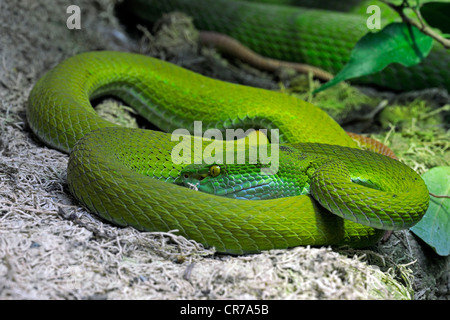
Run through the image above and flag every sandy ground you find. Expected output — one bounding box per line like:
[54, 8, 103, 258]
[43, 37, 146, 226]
[0, 0, 448, 300]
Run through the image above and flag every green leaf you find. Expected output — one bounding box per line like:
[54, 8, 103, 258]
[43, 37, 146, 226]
[314, 22, 434, 93]
[410, 166, 450, 256]
[420, 2, 450, 34]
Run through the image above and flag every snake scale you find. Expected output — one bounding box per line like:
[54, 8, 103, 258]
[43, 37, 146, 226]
[27, 50, 430, 254]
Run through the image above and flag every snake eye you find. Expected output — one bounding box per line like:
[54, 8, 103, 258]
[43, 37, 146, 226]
[209, 165, 221, 177]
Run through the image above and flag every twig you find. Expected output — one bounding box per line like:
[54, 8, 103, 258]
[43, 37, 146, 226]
[429, 192, 450, 199]
[199, 31, 334, 81]
[380, 0, 450, 49]
[411, 3, 426, 30]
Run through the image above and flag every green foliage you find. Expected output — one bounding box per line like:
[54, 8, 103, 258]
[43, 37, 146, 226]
[314, 22, 433, 93]
[411, 167, 450, 256]
[420, 2, 450, 34]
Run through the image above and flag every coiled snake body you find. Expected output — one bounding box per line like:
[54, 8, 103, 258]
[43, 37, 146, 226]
[27, 51, 430, 254]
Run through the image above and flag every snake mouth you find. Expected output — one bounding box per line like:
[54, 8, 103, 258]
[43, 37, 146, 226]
[211, 182, 275, 200]
[181, 173, 271, 199]
[183, 173, 207, 181]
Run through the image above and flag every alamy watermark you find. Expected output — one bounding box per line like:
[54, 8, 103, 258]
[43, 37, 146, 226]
[66, 4, 381, 31]
[170, 121, 280, 175]
[66, 5, 81, 30]
[366, 5, 381, 30]
[67, 4, 382, 31]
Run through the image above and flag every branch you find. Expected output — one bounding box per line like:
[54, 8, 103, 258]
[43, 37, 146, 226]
[199, 31, 334, 81]
[429, 192, 450, 199]
[380, 0, 450, 49]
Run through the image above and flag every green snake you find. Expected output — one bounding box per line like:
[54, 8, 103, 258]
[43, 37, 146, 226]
[27, 51, 430, 254]
[128, 0, 450, 92]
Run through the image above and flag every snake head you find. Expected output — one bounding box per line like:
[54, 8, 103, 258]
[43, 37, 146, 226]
[179, 160, 287, 200]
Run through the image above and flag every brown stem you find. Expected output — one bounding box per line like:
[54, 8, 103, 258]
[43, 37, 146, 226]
[199, 31, 334, 81]
[429, 192, 450, 199]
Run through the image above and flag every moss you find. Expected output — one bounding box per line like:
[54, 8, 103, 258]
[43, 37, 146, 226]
[371, 101, 449, 174]
[282, 74, 381, 123]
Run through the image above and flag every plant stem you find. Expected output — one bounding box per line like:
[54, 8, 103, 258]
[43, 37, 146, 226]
[380, 0, 450, 49]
